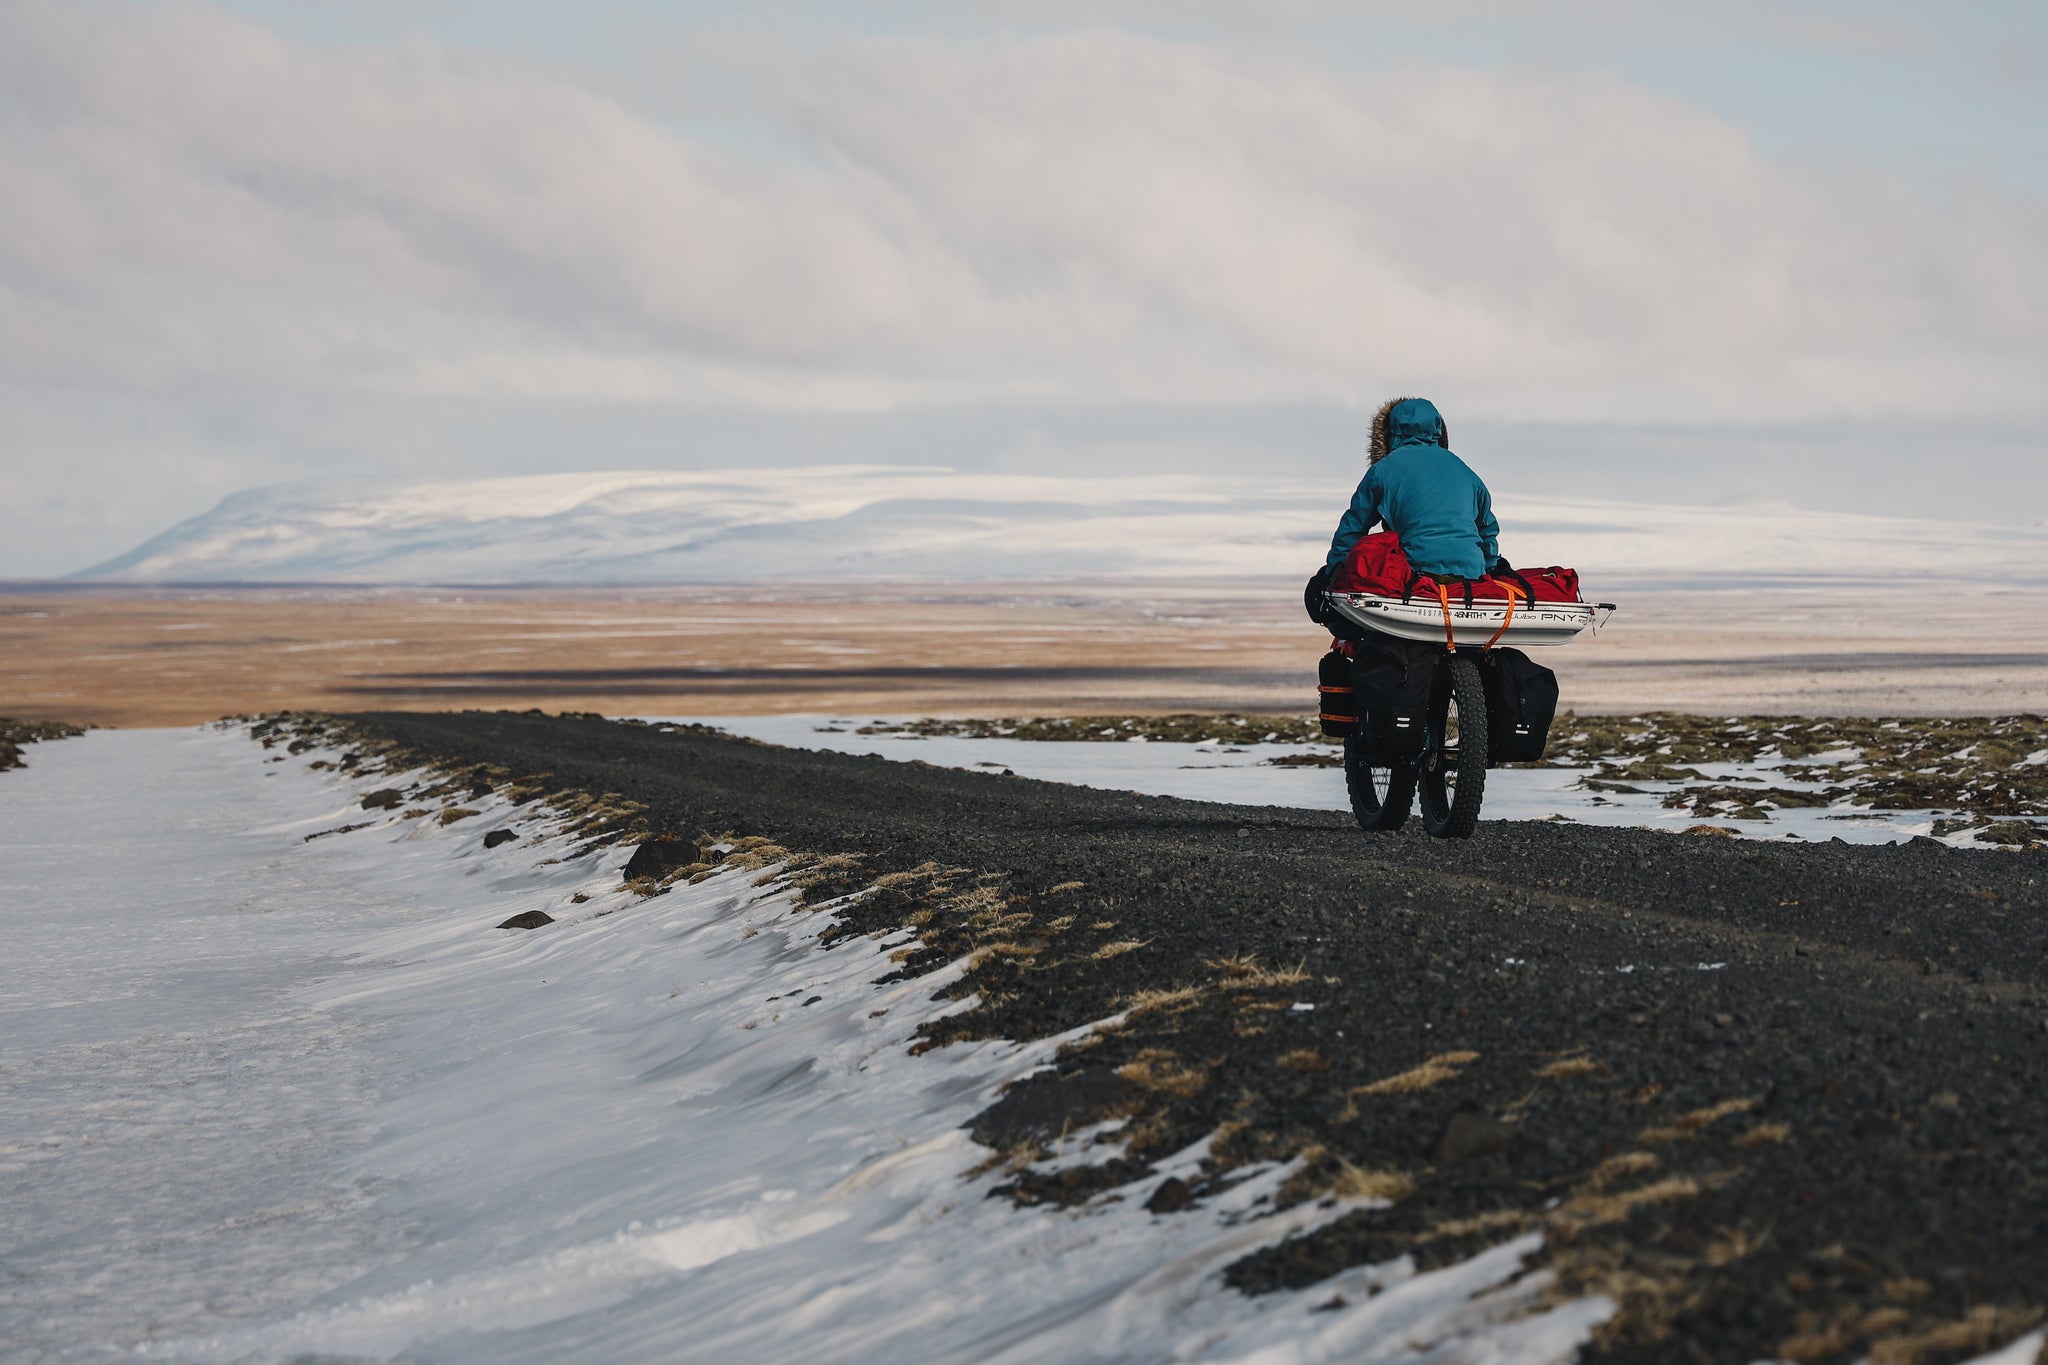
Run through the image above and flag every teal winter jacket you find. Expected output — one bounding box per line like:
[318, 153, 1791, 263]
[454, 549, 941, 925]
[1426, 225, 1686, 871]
[1325, 398, 1499, 581]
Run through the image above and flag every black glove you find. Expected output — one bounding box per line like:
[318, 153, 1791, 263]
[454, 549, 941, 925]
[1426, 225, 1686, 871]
[1489, 556, 1536, 600]
[1303, 565, 1331, 625]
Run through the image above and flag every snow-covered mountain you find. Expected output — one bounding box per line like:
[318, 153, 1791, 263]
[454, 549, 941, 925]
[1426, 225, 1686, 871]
[75, 466, 2048, 586]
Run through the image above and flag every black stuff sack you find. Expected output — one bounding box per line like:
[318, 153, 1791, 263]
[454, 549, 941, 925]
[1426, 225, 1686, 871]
[1481, 647, 1558, 764]
[1350, 635, 1437, 757]
[1318, 649, 1358, 738]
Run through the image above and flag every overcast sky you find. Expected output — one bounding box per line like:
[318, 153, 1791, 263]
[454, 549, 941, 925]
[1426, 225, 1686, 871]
[3, 0, 2045, 577]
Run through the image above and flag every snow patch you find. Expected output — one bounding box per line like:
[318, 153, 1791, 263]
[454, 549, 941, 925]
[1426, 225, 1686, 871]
[667, 715, 1988, 846]
[2, 727, 1611, 1363]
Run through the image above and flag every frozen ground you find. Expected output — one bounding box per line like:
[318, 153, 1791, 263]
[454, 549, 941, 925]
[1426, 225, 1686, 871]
[1, 727, 1618, 1363]
[664, 716, 1974, 847]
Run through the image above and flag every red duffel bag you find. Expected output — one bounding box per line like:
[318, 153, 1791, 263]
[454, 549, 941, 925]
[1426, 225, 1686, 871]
[1330, 531, 1580, 603]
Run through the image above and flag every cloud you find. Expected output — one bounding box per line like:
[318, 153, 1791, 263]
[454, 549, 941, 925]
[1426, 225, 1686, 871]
[792, 31, 2048, 420]
[1, 1, 2045, 430]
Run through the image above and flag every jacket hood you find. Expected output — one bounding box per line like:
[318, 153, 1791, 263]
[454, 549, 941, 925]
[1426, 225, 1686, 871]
[1368, 396, 1449, 463]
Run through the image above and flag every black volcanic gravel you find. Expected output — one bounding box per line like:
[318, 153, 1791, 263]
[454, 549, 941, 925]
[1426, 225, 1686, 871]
[342, 710, 2048, 1365]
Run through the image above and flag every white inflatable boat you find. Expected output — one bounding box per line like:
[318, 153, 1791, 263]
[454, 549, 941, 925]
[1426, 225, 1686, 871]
[1323, 591, 1614, 648]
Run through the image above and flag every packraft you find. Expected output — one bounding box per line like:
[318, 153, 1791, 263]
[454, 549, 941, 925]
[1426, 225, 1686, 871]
[1323, 531, 1610, 650]
[1332, 530, 1580, 602]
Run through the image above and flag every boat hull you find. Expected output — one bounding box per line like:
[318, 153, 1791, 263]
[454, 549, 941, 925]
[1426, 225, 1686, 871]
[1323, 592, 1598, 647]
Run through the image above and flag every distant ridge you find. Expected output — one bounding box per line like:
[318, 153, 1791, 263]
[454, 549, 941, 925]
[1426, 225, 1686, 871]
[75, 467, 2048, 587]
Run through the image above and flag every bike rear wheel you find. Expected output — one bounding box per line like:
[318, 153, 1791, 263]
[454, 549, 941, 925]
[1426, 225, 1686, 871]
[1419, 653, 1488, 839]
[1344, 733, 1415, 832]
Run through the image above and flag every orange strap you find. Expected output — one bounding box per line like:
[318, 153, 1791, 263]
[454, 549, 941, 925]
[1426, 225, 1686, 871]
[1434, 584, 1456, 652]
[1482, 581, 1524, 652]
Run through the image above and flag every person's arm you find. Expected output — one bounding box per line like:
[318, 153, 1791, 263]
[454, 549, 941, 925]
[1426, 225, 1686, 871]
[1326, 474, 1382, 569]
[1475, 483, 1499, 569]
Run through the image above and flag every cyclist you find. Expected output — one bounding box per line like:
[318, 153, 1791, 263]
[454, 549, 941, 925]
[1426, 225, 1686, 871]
[1311, 397, 1501, 605]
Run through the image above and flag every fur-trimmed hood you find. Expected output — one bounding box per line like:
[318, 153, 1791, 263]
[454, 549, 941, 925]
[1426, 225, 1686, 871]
[1369, 396, 1450, 464]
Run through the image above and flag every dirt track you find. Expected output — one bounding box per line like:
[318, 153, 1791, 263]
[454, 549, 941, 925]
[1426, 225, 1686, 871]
[344, 710, 2048, 1365]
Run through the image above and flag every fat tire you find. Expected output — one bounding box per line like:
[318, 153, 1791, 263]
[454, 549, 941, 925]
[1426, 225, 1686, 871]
[1419, 654, 1488, 839]
[1344, 734, 1414, 832]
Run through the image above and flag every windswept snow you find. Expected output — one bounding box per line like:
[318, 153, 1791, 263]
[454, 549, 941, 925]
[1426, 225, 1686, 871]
[75, 466, 2048, 587]
[1, 727, 1615, 1363]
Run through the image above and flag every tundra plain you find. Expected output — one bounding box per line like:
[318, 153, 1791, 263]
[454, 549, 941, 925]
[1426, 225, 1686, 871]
[4, 582, 2045, 729]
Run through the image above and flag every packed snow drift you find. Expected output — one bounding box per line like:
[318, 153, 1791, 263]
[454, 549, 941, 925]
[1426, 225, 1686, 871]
[1, 726, 1611, 1363]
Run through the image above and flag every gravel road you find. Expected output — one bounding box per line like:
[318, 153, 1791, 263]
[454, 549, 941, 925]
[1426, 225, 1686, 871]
[347, 710, 2047, 1365]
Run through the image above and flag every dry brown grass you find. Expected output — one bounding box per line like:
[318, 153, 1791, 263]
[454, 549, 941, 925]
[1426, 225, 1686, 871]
[1535, 1055, 1601, 1080]
[939, 881, 1036, 939]
[1778, 1303, 2043, 1365]
[1208, 953, 1312, 990]
[1778, 1310, 1883, 1364]
[1637, 1096, 1758, 1144]
[1553, 1175, 1714, 1232]
[1275, 1049, 1331, 1073]
[965, 1137, 1049, 1179]
[873, 864, 948, 891]
[1424, 1207, 1532, 1242]
[1116, 985, 1205, 1018]
[1735, 1121, 1792, 1148]
[787, 852, 866, 889]
[1116, 1049, 1208, 1099]
[1703, 1225, 1763, 1267]
[1090, 939, 1149, 961]
[1588, 1151, 1660, 1187]
[1353, 1050, 1480, 1097]
[1330, 1161, 1414, 1202]
[968, 942, 1043, 968]
[1548, 1241, 1715, 1356]
[1274, 1142, 1401, 1206]
[1206, 1115, 1251, 1156]
[1867, 1306, 2044, 1365]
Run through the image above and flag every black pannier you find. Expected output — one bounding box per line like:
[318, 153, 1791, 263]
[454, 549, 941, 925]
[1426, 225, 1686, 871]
[1317, 649, 1358, 737]
[1481, 647, 1558, 764]
[1350, 635, 1436, 757]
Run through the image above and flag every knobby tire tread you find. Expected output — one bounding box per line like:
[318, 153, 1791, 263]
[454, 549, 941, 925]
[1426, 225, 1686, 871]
[1344, 734, 1413, 833]
[1421, 654, 1488, 839]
